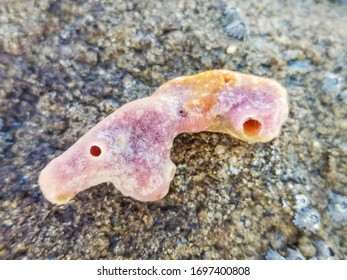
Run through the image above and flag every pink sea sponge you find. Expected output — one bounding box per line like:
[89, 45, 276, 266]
[39, 70, 288, 204]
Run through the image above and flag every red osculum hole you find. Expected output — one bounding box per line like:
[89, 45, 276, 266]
[243, 119, 262, 137]
[90, 145, 102, 157]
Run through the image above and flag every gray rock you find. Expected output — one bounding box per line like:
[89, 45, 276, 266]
[1, 0, 347, 260]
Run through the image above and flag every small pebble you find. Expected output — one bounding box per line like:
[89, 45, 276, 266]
[293, 207, 321, 233]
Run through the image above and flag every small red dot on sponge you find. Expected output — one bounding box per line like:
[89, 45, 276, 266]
[90, 145, 102, 157]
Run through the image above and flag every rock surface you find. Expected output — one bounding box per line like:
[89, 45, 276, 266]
[1, 0, 346, 259]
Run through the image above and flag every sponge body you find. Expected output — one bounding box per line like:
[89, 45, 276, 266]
[39, 70, 288, 204]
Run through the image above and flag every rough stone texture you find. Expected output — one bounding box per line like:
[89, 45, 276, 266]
[0, 0, 346, 259]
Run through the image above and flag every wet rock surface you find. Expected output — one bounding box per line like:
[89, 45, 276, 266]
[1, 0, 346, 259]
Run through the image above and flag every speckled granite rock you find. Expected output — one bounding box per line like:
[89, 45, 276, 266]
[1, 0, 346, 260]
